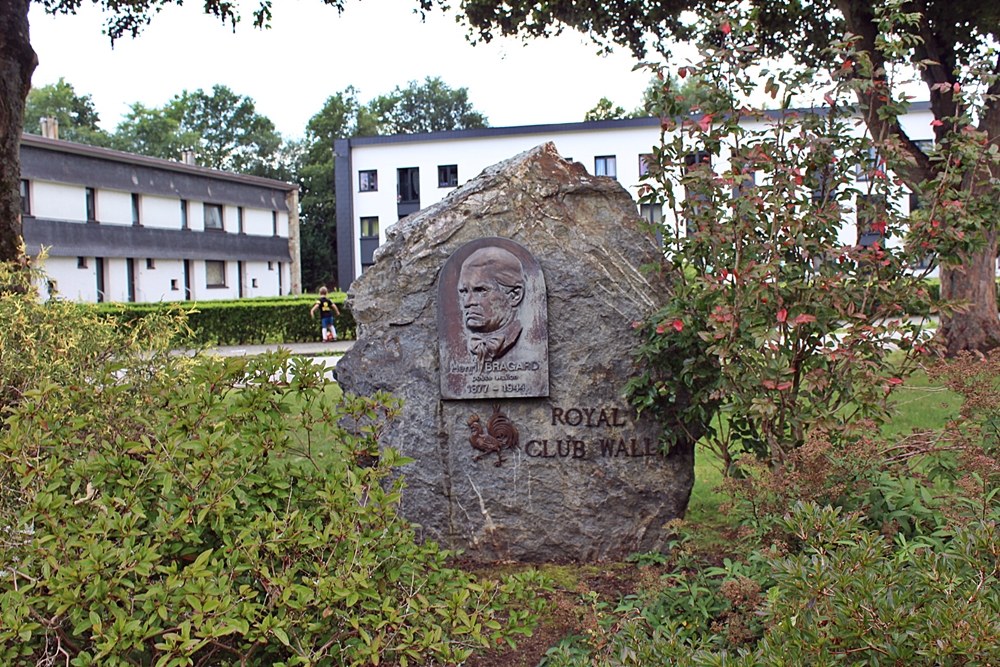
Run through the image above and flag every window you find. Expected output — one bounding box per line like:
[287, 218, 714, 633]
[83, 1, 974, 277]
[204, 203, 223, 230]
[639, 204, 663, 226]
[272, 210, 278, 236]
[237, 206, 245, 234]
[86, 187, 97, 222]
[856, 146, 884, 181]
[438, 164, 458, 188]
[180, 199, 189, 229]
[683, 151, 714, 236]
[171, 279, 179, 291]
[594, 156, 617, 178]
[638, 154, 653, 178]
[251, 278, 258, 288]
[146, 258, 155, 270]
[397, 167, 419, 203]
[268, 261, 275, 271]
[19, 179, 30, 216]
[857, 195, 887, 247]
[359, 170, 378, 192]
[360, 216, 379, 238]
[77, 257, 88, 269]
[205, 260, 226, 287]
[909, 192, 936, 270]
[913, 139, 934, 156]
[131, 193, 141, 226]
[732, 171, 756, 199]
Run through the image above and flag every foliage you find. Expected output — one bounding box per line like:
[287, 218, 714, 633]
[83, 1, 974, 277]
[297, 88, 371, 291]
[627, 8, 943, 468]
[112, 84, 288, 178]
[90, 293, 355, 346]
[584, 97, 630, 121]
[446, 0, 1000, 354]
[0, 261, 541, 665]
[23, 78, 114, 147]
[539, 500, 999, 666]
[362, 76, 489, 136]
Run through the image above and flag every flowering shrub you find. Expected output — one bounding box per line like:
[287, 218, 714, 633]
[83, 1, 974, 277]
[0, 262, 541, 666]
[626, 8, 943, 468]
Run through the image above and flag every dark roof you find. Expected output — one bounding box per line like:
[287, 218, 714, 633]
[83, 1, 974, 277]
[20, 133, 298, 192]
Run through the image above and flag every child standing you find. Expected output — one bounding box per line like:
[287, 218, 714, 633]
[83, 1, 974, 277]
[310, 287, 341, 342]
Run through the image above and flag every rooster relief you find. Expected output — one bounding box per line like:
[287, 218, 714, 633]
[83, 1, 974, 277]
[467, 405, 520, 467]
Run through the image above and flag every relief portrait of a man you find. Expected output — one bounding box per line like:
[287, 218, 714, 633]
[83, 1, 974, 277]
[457, 246, 525, 369]
[438, 237, 548, 399]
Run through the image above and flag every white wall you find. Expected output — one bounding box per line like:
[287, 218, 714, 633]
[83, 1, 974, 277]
[32, 181, 84, 222]
[348, 111, 938, 277]
[39, 256, 97, 302]
[244, 208, 272, 236]
[143, 194, 184, 230]
[99, 190, 132, 226]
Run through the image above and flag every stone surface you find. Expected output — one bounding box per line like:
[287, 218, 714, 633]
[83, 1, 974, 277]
[336, 143, 693, 562]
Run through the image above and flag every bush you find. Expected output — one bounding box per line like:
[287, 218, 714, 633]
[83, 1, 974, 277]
[0, 263, 540, 666]
[91, 294, 356, 347]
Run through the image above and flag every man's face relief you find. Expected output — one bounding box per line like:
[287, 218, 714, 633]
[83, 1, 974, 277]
[458, 263, 519, 334]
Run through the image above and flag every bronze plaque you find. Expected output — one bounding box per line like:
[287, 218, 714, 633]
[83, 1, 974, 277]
[438, 238, 549, 399]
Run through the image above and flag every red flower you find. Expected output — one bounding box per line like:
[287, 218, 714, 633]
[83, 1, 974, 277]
[720, 21, 731, 35]
[672, 319, 684, 332]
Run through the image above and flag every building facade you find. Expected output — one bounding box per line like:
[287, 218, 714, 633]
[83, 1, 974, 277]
[20, 133, 301, 303]
[334, 106, 935, 289]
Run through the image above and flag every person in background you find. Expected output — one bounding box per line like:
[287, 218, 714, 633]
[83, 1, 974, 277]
[310, 286, 341, 342]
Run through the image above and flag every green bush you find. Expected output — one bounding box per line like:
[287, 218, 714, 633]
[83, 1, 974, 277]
[0, 263, 540, 666]
[540, 503, 999, 666]
[91, 294, 356, 346]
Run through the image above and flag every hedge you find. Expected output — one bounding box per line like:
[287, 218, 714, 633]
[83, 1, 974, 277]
[89, 293, 355, 346]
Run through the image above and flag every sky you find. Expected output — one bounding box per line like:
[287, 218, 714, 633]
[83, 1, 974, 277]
[27, 0, 665, 141]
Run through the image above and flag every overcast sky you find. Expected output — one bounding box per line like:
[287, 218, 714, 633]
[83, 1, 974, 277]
[28, 0, 666, 141]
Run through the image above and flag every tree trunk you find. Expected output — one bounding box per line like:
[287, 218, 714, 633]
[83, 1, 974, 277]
[938, 234, 1000, 356]
[0, 0, 37, 263]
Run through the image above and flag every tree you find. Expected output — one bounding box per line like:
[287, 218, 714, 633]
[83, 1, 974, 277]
[112, 85, 286, 178]
[23, 77, 113, 146]
[364, 76, 489, 135]
[110, 101, 197, 161]
[584, 97, 631, 121]
[298, 89, 367, 291]
[293, 81, 490, 290]
[449, 0, 1000, 355]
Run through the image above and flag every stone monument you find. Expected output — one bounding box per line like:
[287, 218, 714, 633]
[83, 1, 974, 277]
[336, 143, 694, 562]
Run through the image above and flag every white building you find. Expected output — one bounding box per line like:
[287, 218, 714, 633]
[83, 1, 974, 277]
[334, 105, 935, 288]
[20, 133, 301, 303]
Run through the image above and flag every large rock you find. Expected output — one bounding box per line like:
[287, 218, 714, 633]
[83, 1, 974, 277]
[336, 143, 693, 562]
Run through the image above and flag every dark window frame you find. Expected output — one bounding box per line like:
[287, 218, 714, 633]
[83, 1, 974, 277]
[437, 164, 458, 188]
[131, 193, 141, 226]
[86, 187, 97, 223]
[204, 203, 224, 231]
[205, 260, 227, 288]
[360, 216, 379, 238]
[594, 155, 617, 179]
[397, 167, 420, 204]
[857, 194, 888, 247]
[19, 179, 30, 216]
[359, 170, 378, 192]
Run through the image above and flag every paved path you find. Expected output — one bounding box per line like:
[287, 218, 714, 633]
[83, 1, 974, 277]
[201, 340, 354, 357]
